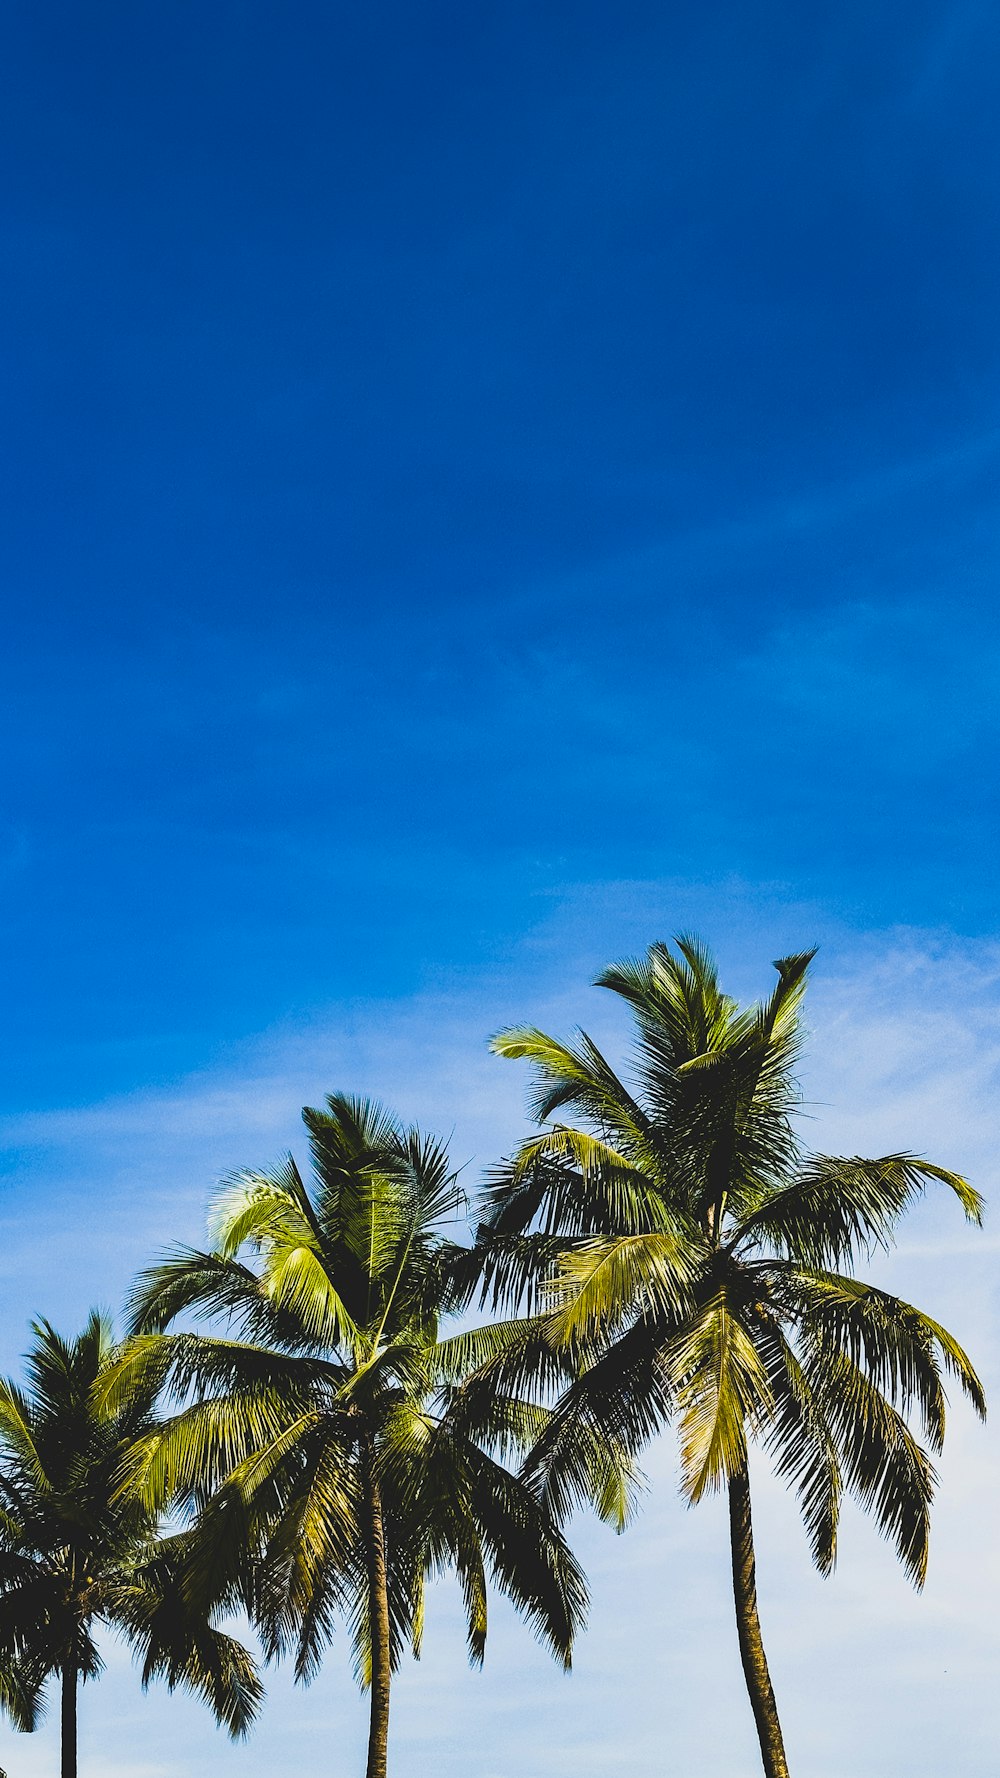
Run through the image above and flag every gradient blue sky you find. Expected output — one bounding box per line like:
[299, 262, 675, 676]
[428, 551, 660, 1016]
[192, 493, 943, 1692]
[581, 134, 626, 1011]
[2, 4, 999, 1775]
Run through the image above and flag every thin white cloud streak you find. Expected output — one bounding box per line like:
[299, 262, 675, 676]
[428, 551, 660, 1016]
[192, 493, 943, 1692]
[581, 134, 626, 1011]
[0, 916, 997, 1776]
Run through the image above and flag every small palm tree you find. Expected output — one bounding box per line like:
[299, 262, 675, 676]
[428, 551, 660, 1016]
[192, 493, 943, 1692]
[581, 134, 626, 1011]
[107, 1094, 588, 1778]
[0, 1312, 261, 1778]
[484, 938, 986, 1778]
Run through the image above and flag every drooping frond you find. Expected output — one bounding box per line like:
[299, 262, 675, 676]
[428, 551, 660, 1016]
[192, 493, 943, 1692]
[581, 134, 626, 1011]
[667, 1288, 774, 1502]
[119, 1544, 264, 1737]
[754, 1317, 840, 1574]
[521, 1318, 668, 1526]
[470, 1230, 575, 1316]
[125, 1248, 314, 1349]
[444, 1443, 589, 1669]
[0, 1651, 47, 1733]
[507, 1129, 675, 1232]
[734, 1155, 984, 1267]
[252, 1425, 365, 1675]
[804, 1343, 938, 1585]
[0, 1385, 48, 1493]
[261, 1242, 362, 1351]
[432, 1317, 576, 1400]
[103, 1330, 340, 1419]
[787, 1269, 986, 1444]
[483, 1148, 649, 1248]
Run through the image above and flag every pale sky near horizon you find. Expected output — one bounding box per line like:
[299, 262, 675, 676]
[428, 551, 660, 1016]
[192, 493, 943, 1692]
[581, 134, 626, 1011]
[2, 3, 1000, 1774]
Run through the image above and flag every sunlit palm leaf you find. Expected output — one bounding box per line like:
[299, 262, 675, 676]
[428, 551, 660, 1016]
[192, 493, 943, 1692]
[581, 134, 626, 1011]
[668, 1290, 774, 1502]
[547, 1231, 696, 1342]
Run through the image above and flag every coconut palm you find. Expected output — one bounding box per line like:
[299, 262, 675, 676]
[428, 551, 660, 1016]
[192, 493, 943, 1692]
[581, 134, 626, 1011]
[107, 1094, 588, 1778]
[483, 938, 986, 1778]
[0, 1312, 261, 1778]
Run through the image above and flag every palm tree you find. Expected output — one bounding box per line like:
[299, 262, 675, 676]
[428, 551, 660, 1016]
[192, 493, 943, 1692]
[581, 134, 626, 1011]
[0, 1312, 261, 1778]
[483, 938, 986, 1778]
[106, 1094, 588, 1778]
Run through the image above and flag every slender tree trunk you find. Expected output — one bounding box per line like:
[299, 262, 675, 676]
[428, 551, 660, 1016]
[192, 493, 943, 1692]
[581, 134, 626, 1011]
[60, 1660, 77, 1778]
[728, 1464, 790, 1778]
[363, 1440, 392, 1778]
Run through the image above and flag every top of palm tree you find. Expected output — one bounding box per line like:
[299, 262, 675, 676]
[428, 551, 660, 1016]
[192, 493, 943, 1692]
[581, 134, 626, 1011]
[0, 1311, 261, 1740]
[490, 937, 982, 1263]
[106, 1094, 588, 1689]
[482, 938, 985, 1583]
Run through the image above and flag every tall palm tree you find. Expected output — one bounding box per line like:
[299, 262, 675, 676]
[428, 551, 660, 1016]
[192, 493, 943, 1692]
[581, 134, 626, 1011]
[483, 938, 986, 1778]
[106, 1094, 588, 1778]
[0, 1312, 261, 1778]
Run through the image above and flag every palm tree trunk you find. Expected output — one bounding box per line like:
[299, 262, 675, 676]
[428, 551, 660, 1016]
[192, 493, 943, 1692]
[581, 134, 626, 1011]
[728, 1464, 790, 1778]
[363, 1440, 392, 1778]
[60, 1660, 77, 1778]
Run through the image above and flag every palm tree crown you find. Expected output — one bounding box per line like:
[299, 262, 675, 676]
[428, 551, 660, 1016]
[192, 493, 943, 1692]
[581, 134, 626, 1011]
[110, 1095, 587, 1778]
[483, 938, 986, 1778]
[0, 1313, 260, 1778]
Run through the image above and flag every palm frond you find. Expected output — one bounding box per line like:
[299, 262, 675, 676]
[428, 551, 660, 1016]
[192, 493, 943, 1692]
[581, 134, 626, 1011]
[667, 1290, 774, 1502]
[755, 1318, 840, 1574]
[126, 1248, 308, 1348]
[0, 1385, 48, 1493]
[508, 1129, 674, 1232]
[121, 1550, 264, 1737]
[804, 1345, 937, 1585]
[735, 1155, 984, 1266]
[521, 1318, 667, 1525]
[262, 1242, 361, 1350]
[490, 1026, 651, 1140]
[547, 1231, 696, 1343]
[788, 1269, 986, 1444]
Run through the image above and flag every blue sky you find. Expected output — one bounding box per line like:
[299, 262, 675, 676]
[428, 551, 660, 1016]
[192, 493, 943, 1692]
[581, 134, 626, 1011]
[1, 3, 999, 1774]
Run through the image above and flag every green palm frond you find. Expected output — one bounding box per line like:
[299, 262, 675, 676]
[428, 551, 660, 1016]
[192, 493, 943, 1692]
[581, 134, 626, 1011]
[789, 1269, 986, 1442]
[114, 1363, 321, 1513]
[396, 1126, 465, 1229]
[547, 1230, 696, 1343]
[667, 1289, 774, 1502]
[509, 1129, 674, 1231]
[520, 1317, 667, 1525]
[471, 1229, 579, 1315]
[0, 1315, 259, 1752]
[456, 1535, 490, 1666]
[432, 1317, 578, 1413]
[490, 1026, 651, 1140]
[262, 1241, 362, 1349]
[433, 1316, 562, 1385]
[303, 1094, 412, 1276]
[209, 1159, 320, 1258]
[597, 936, 738, 1092]
[805, 1345, 937, 1584]
[0, 1651, 47, 1733]
[460, 1446, 588, 1668]
[526, 1409, 644, 1533]
[735, 1154, 984, 1265]
[755, 1318, 840, 1574]
[122, 1549, 263, 1738]
[0, 1384, 49, 1492]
